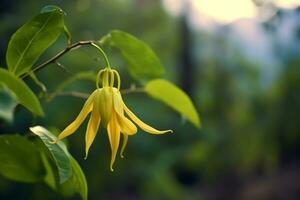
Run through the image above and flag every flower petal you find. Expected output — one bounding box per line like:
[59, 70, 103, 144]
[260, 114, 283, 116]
[57, 90, 97, 141]
[107, 111, 120, 171]
[112, 88, 137, 135]
[120, 134, 128, 158]
[85, 93, 101, 159]
[123, 103, 173, 135]
[116, 115, 137, 135]
[112, 88, 124, 116]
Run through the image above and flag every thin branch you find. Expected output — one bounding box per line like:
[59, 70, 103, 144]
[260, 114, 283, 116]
[121, 87, 145, 94]
[21, 40, 96, 79]
[52, 91, 90, 99]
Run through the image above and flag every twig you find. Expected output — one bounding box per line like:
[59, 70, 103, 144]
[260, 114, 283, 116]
[21, 40, 96, 79]
[121, 87, 145, 94]
[52, 91, 90, 99]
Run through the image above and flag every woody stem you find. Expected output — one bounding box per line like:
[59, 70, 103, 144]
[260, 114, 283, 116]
[21, 40, 110, 79]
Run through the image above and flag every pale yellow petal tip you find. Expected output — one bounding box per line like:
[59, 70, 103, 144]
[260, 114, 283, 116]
[110, 161, 115, 172]
[160, 129, 173, 134]
[84, 149, 90, 160]
[110, 166, 114, 172]
[120, 154, 125, 159]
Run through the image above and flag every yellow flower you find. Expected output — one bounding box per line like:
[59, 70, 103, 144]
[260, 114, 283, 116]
[55, 68, 172, 171]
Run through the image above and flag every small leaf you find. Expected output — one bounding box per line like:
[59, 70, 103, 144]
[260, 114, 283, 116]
[6, 8, 64, 76]
[60, 157, 88, 200]
[0, 86, 18, 123]
[145, 79, 201, 128]
[0, 135, 45, 183]
[30, 126, 72, 184]
[0, 68, 44, 116]
[100, 30, 165, 83]
[40, 5, 64, 14]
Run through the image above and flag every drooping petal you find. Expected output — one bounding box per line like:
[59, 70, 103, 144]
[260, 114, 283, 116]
[123, 103, 173, 135]
[112, 87, 124, 116]
[57, 90, 97, 141]
[112, 88, 137, 135]
[116, 115, 137, 135]
[120, 134, 128, 158]
[107, 111, 120, 171]
[85, 92, 101, 159]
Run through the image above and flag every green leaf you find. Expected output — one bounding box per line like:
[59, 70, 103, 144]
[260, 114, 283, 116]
[30, 126, 72, 184]
[145, 79, 201, 128]
[0, 135, 45, 183]
[40, 150, 57, 190]
[0, 86, 18, 123]
[31, 126, 88, 200]
[60, 157, 88, 200]
[6, 8, 64, 76]
[40, 5, 64, 14]
[100, 30, 165, 83]
[0, 68, 44, 116]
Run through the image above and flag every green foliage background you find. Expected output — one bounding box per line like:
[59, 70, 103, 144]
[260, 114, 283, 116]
[0, 0, 300, 200]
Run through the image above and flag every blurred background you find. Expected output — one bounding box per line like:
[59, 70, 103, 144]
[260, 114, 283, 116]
[1, 0, 300, 199]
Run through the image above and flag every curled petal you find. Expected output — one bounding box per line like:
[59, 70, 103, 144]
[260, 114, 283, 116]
[112, 88, 137, 135]
[120, 134, 128, 158]
[112, 88, 124, 116]
[123, 103, 173, 135]
[85, 93, 101, 159]
[117, 115, 137, 135]
[107, 112, 121, 171]
[57, 90, 97, 141]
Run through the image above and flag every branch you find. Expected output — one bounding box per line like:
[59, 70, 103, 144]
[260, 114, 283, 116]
[51, 91, 90, 99]
[121, 86, 145, 94]
[21, 40, 96, 79]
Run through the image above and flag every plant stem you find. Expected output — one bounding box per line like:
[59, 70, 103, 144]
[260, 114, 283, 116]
[91, 43, 110, 68]
[120, 87, 145, 94]
[21, 40, 109, 79]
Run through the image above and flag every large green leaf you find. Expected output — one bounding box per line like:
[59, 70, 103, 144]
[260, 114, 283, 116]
[40, 149, 57, 190]
[0, 135, 45, 183]
[30, 126, 88, 200]
[0, 68, 44, 116]
[0, 86, 18, 123]
[60, 157, 88, 200]
[6, 7, 64, 76]
[100, 30, 165, 83]
[145, 79, 201, 128]
[30, 126, 72, 184]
